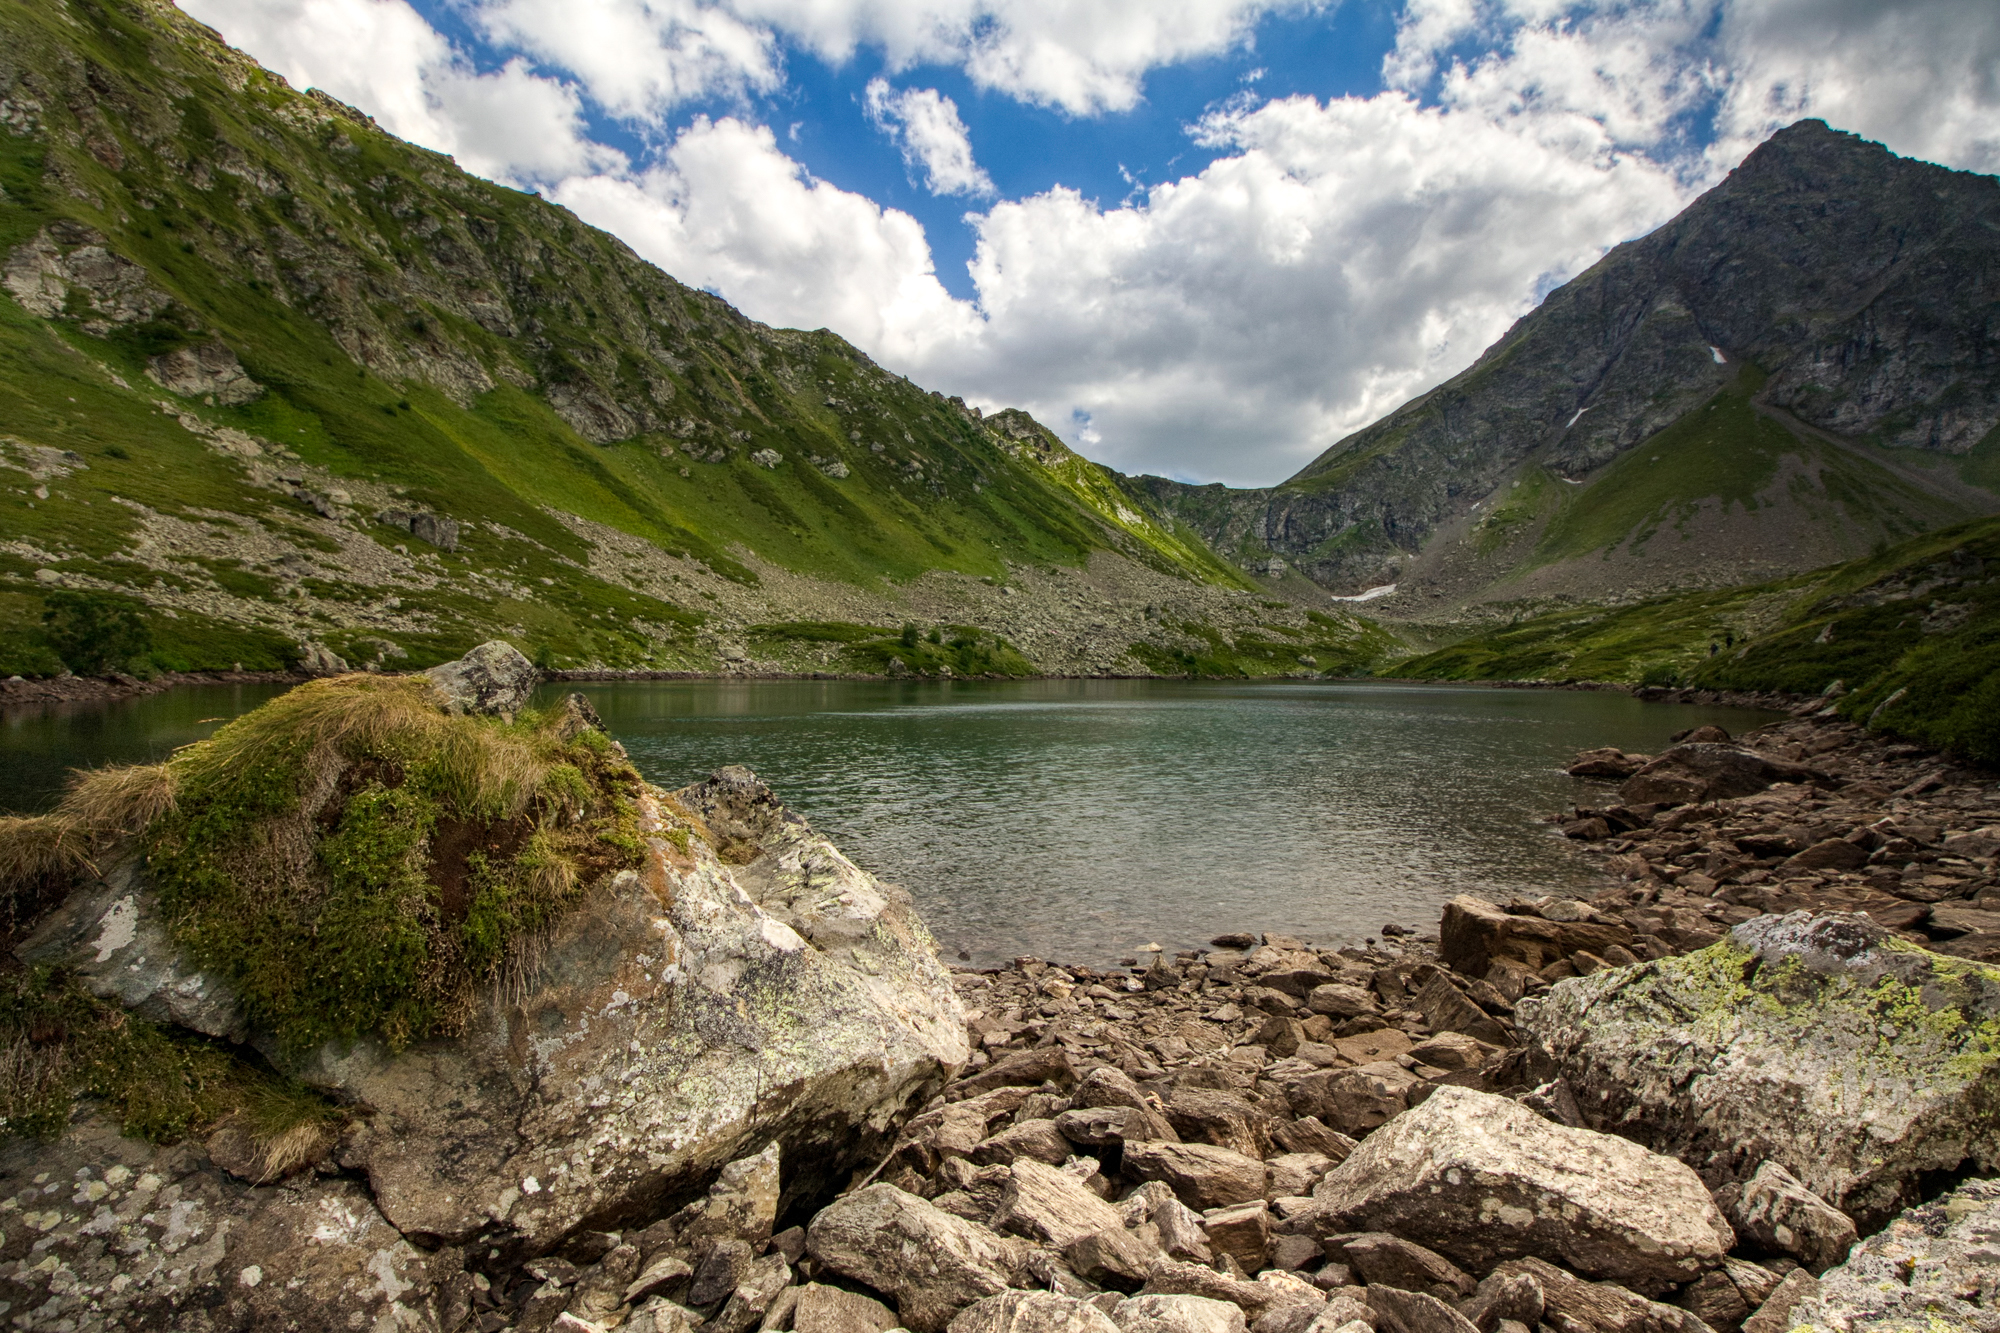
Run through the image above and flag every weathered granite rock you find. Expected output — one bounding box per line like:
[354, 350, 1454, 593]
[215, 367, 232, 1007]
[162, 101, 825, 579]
[974, 1118, 1078, 1166]
[1113, 1294, 1249, 1333]
[1203, 1201, 1273, 1274]
[0, 1112, 440, 1332]
[1058, 1104, 1180, 1147]
[1307, 1087, 1732, 1292]
[950, 1290, 1125, 1333]
[424, 639, 538, 715]
[1324, 1234, 1474, 1299]
[146, 339, 264, 404]
[1067, 1225, 1164, 1290]
[1123, 1142, 1270, 1210]
[1618, 745, 1823, 806]
[1742, 1270, 1817, 1333]
[794, 1282, 901, 1333]
[992, 1159, 1128, 1247]
[807, 1184, 1033, 1332]
[1784, 1178, 2000, 1333]
[1712, 1162, 1858, 1275]
[304, 768, 965, 1254]
[16, 855, 247, 1041]
[1286, 1062, 1420, 1135]
[1519, 912, 2000, 1225]
[1363, 1285, 1482, 1333]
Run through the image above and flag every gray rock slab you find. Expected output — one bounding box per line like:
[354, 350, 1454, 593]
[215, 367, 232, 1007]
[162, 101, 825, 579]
[1307, 1086, 1731, 1293]
[1785, 1178, 2000, 1333]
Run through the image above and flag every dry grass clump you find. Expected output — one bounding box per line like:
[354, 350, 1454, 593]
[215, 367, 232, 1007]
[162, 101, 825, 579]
[61, 763, 178, 833]
[0, 815, 95, 886]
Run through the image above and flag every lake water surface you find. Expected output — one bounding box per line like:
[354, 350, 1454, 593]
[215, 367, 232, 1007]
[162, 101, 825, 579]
[0, 678, 1776, 965]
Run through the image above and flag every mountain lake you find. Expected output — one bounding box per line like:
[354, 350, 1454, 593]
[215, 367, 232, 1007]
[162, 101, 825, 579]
[0, 678, 1779, 966]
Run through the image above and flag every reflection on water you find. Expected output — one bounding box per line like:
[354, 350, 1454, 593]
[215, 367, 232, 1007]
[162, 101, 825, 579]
[558, 678, 1777, 966]
[0, 676, 1778, 967]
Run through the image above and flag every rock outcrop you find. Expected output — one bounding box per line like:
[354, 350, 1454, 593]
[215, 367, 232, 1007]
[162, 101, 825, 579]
[1518, 912, 2000, 1225]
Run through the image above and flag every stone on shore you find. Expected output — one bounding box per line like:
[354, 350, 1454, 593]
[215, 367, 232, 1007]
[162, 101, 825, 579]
[1518, 911, 2000, 1225]
[1123, 1142, 1270, 1210]
[948, 1291, 1124, 1333]
[1712, 1162, 1858, 1275]
[1439, 894, 1635, 977]
[1617, 743, 1821, 806]
[1784, 1178, 2000, 1333]
[1112, 1295, 1248, 1333]
[1306, 1086, 1732, 1292]
[807, 1184, 1033, 1333]
[424, 638, 538, 714]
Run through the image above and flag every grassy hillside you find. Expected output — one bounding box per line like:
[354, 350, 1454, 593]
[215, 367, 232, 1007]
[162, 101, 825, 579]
[0, 0, 1254, 679]
[1399, 513, 2000, 762]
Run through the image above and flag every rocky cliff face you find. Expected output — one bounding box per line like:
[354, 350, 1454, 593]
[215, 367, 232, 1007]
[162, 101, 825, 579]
[1136, 121, 2000, 608]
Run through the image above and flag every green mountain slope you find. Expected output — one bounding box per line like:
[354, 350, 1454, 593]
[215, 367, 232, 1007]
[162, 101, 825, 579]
[1399, 512, 2000, 762]
[0, 0, 1286, 678]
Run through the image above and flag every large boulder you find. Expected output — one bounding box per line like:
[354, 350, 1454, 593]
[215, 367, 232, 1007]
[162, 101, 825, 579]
[313, 768, 967, 1252]
[1785, 1178, 2000, 1333]
[1617, 743, 1822, 806]
[1518, 912, 2000, 1226]
[0, 1112, 440, 1332]
[424, 639, 539, 715]
[1306, 1086, 1732, 1293]
[806, 1184, 1033, 1333]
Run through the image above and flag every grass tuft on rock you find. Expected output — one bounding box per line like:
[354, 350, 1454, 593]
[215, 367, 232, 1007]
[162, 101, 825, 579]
[142, 675, 648, 1053]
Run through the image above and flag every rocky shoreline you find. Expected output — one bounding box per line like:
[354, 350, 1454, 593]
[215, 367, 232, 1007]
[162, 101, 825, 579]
[0, 647, 1994, 1333]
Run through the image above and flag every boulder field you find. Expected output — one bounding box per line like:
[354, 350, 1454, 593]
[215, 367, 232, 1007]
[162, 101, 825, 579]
[0, 652, 1996, 1333]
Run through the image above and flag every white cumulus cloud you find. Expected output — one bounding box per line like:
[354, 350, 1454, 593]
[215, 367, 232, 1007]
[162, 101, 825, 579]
[864, 80, 995, 197]
[179, 0, 621, 183]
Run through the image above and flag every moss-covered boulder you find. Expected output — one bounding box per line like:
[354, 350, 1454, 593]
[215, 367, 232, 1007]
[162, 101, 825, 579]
[0, 651, 967, 1327]
[1518, 912, 2000, 1227]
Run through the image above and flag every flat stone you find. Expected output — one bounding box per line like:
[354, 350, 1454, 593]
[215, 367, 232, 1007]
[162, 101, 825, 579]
[1203, 1202, 1272, 1274]
[1113, 1294, 1249, 1333]
[1362, 1286, 1481, 1333]
[1307, 1086, 1731, 1293]
[1438, 895, 1634, 977]
[948, 1291, 1124, 1333]
[1123, 1142, 1270, 1210]
[1285, 1062, 1419, 1136]
[973, 1118, 1077, 1167]
[1487, 1257, 1712, 1333]
[992, 1159, 1128, 1247]
[793, 1283, 901, 1333]
[1324, 1233, 1474, 1299]
[1619, 744, 1823, 807]
[1058, 1105, 1180, 1147]
[807, 1184, 1032, 1333]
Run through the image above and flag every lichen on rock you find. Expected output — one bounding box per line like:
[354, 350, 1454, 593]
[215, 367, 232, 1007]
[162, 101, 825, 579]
[1520, 911, 2000, 1226]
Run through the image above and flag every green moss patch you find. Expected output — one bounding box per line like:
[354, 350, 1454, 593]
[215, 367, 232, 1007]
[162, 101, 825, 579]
[139, 676, 646, 1053]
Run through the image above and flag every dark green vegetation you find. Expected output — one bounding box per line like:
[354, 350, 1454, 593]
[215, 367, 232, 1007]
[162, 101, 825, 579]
[747, 620, 1038, 676]
[0, 672, 648, 1157]
[1402, 514, 2000, 763]
[142, 676, 645, 1052]
[0, 0, 1246, 678]
[1128, 610, 1403, 678]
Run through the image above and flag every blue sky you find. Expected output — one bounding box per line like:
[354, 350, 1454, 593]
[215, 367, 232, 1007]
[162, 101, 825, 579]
[184, 0, 1999, 485]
